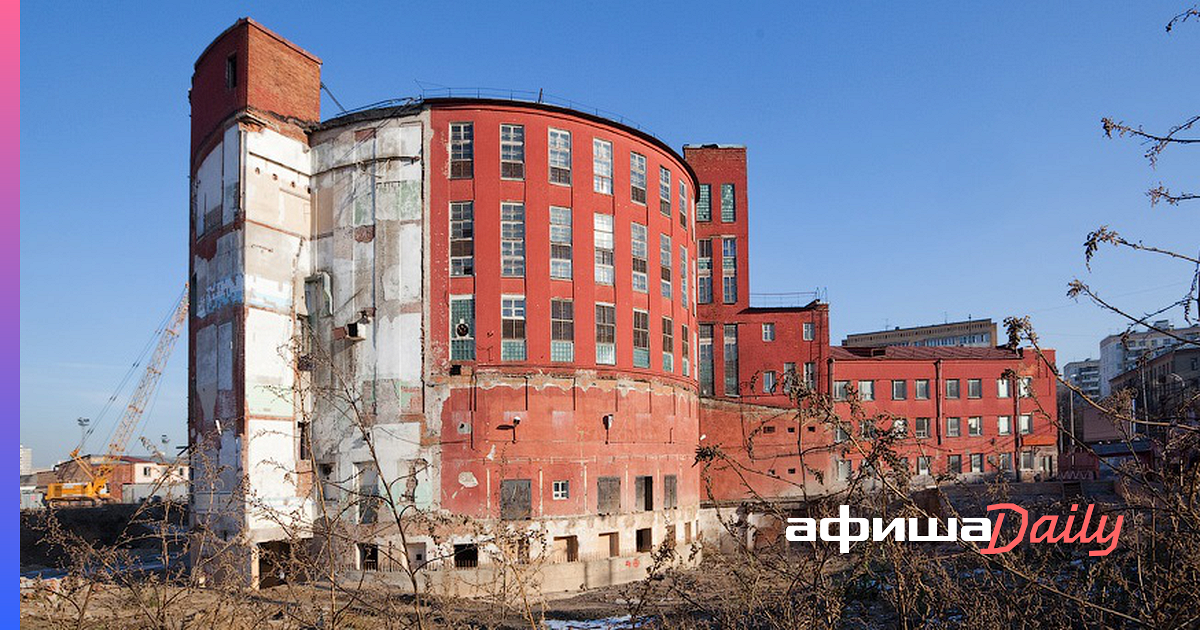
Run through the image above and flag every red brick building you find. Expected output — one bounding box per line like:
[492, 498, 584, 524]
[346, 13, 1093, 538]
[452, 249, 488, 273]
[687, 144, 1059, 504]
[187, 19, 1059, 589]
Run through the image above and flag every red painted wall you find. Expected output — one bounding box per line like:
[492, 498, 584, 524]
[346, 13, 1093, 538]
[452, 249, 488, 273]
[428, 102, 698, 383]
[190, 19, 320, 161]
[698, 347, 1059, 502]
[425, 101, 703, 520]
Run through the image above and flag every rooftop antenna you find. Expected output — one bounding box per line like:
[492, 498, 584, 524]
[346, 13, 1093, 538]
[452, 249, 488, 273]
[537, 88, 544, 103]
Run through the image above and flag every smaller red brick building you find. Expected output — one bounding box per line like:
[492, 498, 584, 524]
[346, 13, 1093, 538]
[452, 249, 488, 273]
[685, 144, 1059, 505]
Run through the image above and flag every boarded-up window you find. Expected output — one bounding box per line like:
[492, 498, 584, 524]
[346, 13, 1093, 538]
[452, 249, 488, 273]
[500, 479, 531, 520]
[663, 474, 678, 509]
[597, 476, 620, 515]
[635, 476, 654, 511]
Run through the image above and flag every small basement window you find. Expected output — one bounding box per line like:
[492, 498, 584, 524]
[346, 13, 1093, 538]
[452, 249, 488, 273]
[453, 543, 479, 568]
[359, 543, 378, 571]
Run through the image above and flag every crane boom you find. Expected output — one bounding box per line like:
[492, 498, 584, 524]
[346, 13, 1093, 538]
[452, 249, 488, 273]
[46, 287, 189, 506]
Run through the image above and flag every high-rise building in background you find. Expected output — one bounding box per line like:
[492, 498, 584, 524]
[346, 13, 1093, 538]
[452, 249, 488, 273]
[1062, 359, 1102, 399]
[843, 319, 998, 348]
[1099, 321, 1200, 396]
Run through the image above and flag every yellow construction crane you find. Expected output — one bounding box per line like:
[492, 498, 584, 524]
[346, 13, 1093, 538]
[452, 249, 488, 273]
[46, 287, 189, 507]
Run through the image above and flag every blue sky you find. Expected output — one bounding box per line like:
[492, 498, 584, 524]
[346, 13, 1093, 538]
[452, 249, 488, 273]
[20, 2, 1199, 467]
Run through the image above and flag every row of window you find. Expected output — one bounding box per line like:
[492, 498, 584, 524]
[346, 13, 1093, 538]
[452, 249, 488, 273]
[500, 474, 679, 521]
[450, 202, 693, 309]
[448, 122, 699, 228]
[696, 237, 738, 304]
[833, 414, 1035, 442]
[761, 322, 816, 342]
[835, 451, 1053, 481]
[449, 295, 692, 374]
[759, 363, 818, 394]
[832, 377, 1033, 402]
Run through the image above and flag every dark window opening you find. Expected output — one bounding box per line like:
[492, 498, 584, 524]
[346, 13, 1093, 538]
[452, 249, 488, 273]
[298, 421, 311, 461]
[225, 54, 237, 90]
[635, 475, 654, 511]
[359, 542, 379, 571]
[257, 540, 291, 588]
[453, 543, 479, 568]
[636, 528, 653, 553]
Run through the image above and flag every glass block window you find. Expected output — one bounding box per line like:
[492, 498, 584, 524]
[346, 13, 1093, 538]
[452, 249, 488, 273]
[500, 124, 524, 180]
[659, 166, 671, 216]
[449, 296, 474, 361]
[660, 234, 672, 299]
[633, 310, 650, 368]
[662, 317, 674, 372]
[500, 202, 525, 277]
[551, 299, 574, 362]
[720, 183, 735, 222]
[449, 201, 473, 276]
[721, 238, 737, 304]
[698, 239, 713, 304]
[631, 223, 648, 292]
[594, 213, 615, 285]
[697, 184, 711, 222]
[449, 122, 473, 178]
[550, 206, 572, 280]
[595, 304, 616, 365]
[723, 324, 739, 396]
[699, 324, 714, 396]
[549, 128, 571, 185]
[630, 152, 647, 204]
[500, 296, 526, 361]
[593, 138, 612, 194]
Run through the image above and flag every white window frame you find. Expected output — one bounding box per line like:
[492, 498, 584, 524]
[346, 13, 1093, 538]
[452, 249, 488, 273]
[500, 123, 524, 180]
[594, 213, 615, 285]
[550, 206, 572, 280]
[549, 128, 571, 185]
[500, 202, 525, 277]
[449, 201, 474, 277]
[762, 323, 775, 342]
[593, 138, 612, 194]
